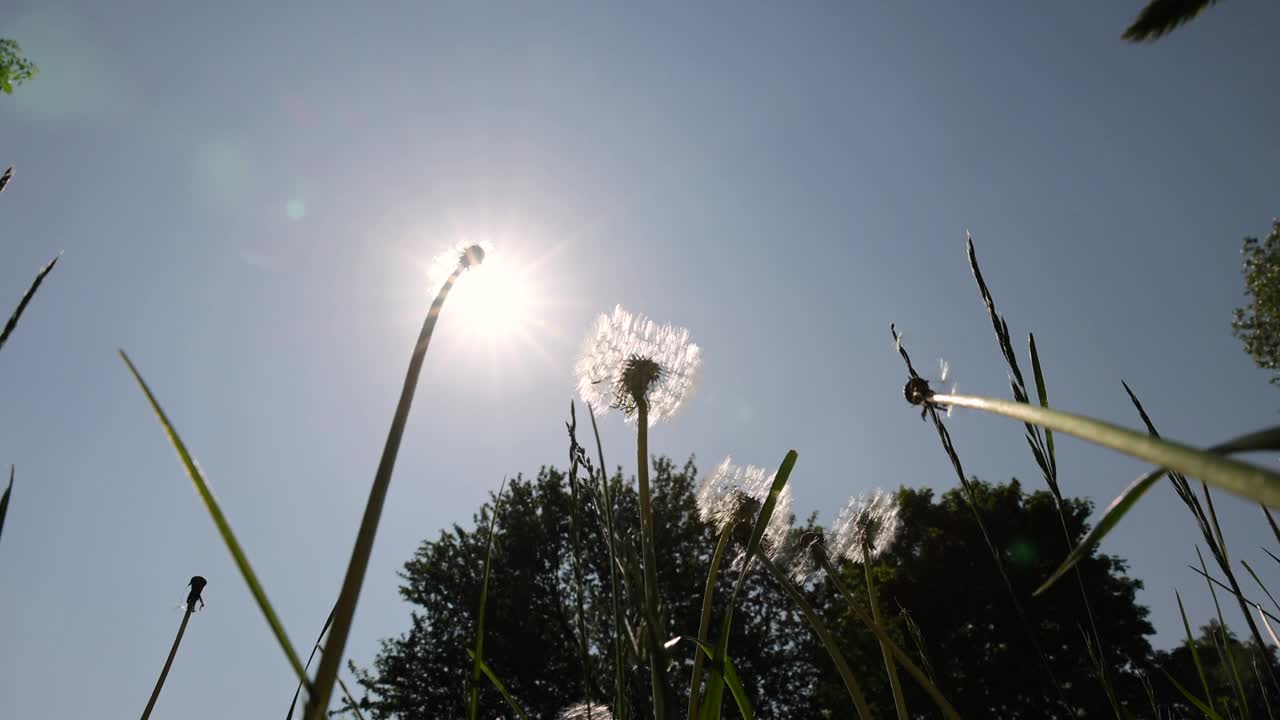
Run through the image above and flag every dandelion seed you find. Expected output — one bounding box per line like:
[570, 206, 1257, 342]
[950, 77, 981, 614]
[829, 489, 902, 564]
[557, 702, 614, 720]
[574, 305, 701, 426]
[787, 530, 826, 585]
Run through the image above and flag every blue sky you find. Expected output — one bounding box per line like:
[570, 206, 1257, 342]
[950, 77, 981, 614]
[2, 2, 1279, 717]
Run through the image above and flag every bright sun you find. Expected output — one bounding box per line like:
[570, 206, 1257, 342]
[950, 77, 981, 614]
[447, 249, 534, 339]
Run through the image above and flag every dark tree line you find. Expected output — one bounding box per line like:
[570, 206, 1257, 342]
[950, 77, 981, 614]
[351, 458, 1276, 719]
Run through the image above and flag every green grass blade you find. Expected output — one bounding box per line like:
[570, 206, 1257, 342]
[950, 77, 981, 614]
[120, 350, 310, 686]
[667, 636, 753, 720]
[1243, 560, 1280, 619]
[467, 650, 530, 720]
[1163, 670, 1226, 720]
[1, 254, 58, 354]
[1187, 565, 1280, 626]
[1028, 332, 1056, 470]
[0, 466, 12, 546]
[1035, 426, 1280, 596]
[687, 525, 733, 720]
[1178, 590, 1216, 713]
[1265, 507, 1280, 548]
[286, 603, 336, 720]
[702, 450, 797, 719]
[1198, 547, 1252, 716]
[469, 479, 506, 720]
[931, 392, 1280, 507]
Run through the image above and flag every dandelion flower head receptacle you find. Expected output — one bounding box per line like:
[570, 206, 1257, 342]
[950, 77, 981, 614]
[829, 489, 902, 564]
[574, 305, 701, 425]
[427, 240, 490, 291]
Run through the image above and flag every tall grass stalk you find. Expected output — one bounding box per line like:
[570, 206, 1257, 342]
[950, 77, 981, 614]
[892, 325, 1071, 712]
[1177, 590, 1216, 716]
[305, 246, 483, 720]
[1, 253, 58, 354]
[967, 237, 1120, 716]
[286, 603, 335, 720]
[565, 407, 596, 704]
[811, 547, 962, 720]
[586, 404, 627, 720]
[1198, 546, 1252, 717]
[140, 578, 206, 720]
[1185, 565, 1280, 626]
[0, 466, 11, 547]
[469, 479, 506, 720]
[686, 523, 733, 720]
[756, 553, 872, 719]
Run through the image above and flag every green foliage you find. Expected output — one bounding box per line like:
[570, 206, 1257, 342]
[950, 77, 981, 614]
[1233, 220, 1280, 386]
[0, 39, 38, 95]
[1124, 0, 1221, 42]
[1148, 620, 1279, 717]
[352, 461, 1161, 719]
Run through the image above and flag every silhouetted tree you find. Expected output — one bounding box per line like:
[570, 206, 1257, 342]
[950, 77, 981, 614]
[353, 462, 1172, 719]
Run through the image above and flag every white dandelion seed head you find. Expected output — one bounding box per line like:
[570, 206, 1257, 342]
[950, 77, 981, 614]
[574, 305, 701, 426]
[695, 457, 773, 531]
[557, 702, 614, 720]
[763, 485, 795, 558]
[787, 530, 826, 586]
[426, 239, 493, 291]
[829, 489, 902, 564]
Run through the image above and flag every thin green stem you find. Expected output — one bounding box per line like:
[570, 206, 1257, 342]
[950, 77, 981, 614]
[863, 544, 908, 720]
[469, 479, 506, 720]
[687, 525, 732, 720]
[635, 401, 667, 720]
[305, 264, 468, 720]
[140, 606, 193, 720]
[814, 549, 962, 720]
[757, 554, 872, 720]
[587, 404, 627, 720]
[929, 392, 1280, 506]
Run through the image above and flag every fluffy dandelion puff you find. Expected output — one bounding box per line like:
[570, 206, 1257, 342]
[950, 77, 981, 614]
[787, 530, 826, 586]
[574, 305, 701, 425]
[829, 489, 902, 564]
[557, 702, 614, 720]
[426, 239, 491, 291]
[696, 457, 794, 555]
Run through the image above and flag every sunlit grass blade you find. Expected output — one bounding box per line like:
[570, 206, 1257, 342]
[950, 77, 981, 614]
[286, 603, 336, 720]
[1177, 590, 1216, 715]
[929, 391, 1280, 507]
[756, 553, 872, 720]
[0, 254, 58, 354]
[702, 450, 796, 719]
[1163, 670, 1226, 720]
[120, 350, 310, 686]
[1035, 426, 1280, 595]
[469, 478, 506, 720]
[306, 251, 480, 720]
[687, 525, 732, 720]
[467, 650, 530, 720]
[665, 636, 752, 720]
[0, 466, 11, 547]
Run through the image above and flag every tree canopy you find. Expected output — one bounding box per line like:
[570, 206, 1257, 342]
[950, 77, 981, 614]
[348, 456, 1216, 719]
[1233, 220, 1280, 387]
[0, 39, 37, 95]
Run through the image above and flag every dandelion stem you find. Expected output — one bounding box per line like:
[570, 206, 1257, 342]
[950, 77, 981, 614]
[305, 263, 470, 720]
[862, 543, 909, 720]
[635, 400, 668, 720]
[140, 605, 194, 720]
[813, 549, 961, 720]
[687, 523, 732, 720]
[757, 553, 872, 720]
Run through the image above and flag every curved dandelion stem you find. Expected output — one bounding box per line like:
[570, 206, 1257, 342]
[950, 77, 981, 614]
[305, 258, 475, 720]
[687, 523, 733, 720]
[756, 553, 872, 720]
[140, 606, 192, 720]
[862, 544, 909, 720]
[812, 549, 961, 720]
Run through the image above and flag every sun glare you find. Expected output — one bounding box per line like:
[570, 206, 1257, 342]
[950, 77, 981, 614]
[447, 249, 534, 339]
